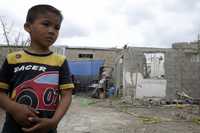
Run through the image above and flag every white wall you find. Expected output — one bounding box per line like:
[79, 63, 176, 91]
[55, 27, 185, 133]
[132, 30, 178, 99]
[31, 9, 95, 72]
[136, 79, 166, 98]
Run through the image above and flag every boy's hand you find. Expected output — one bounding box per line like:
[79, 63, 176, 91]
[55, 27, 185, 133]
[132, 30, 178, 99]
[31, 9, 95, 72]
[22, 117, 57, 133]
[10, 103, 39, 127]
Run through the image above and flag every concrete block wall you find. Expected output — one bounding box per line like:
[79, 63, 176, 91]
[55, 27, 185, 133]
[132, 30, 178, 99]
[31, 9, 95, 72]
[165, 49, 179, 98]
[122, 47, 165, 98]
[121, 47, 180, 99]
[172, 42, 200, 98]
[65, 48, 118, 67]
[119, 44, 200, 99]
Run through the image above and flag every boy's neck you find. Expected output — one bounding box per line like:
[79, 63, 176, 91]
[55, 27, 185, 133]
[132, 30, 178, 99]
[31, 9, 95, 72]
[26, 47, 52, 55]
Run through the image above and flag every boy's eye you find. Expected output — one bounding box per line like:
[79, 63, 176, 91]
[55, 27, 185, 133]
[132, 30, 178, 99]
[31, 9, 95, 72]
[42, 22, 49, 27]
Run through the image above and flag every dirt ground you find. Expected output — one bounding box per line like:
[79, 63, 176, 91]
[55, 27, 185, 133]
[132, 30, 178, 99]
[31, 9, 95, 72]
[1, 96, 200, 133]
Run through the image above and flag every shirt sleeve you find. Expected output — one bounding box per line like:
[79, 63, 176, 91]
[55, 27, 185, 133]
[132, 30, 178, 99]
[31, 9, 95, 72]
[59, 59, 74, 90]
[0, 58, 12, 91]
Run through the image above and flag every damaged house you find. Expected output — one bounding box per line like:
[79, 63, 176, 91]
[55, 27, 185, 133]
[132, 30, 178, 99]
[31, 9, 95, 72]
[114, 42, 200, 101]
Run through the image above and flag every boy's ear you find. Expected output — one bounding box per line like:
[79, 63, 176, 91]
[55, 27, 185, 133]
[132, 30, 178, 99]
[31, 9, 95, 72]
[24, 22, 31, 33]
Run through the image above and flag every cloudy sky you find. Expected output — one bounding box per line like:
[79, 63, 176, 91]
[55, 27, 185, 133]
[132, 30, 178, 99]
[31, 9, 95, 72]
[0, 0, 200, 48]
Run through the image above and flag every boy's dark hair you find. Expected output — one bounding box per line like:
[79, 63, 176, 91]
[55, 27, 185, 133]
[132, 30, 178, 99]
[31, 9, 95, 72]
[26, 4, 63, 23]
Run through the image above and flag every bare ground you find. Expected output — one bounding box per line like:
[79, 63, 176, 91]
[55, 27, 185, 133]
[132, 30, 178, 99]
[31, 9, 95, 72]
[1, 96, 200, 133]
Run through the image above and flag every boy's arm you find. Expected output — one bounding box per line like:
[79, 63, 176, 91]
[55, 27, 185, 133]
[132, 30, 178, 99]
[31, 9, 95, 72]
[51, 59, 73, 126]
[51, 88, 72, 127]
[0, 90, 39, 127]
[0, 90, 15, 113]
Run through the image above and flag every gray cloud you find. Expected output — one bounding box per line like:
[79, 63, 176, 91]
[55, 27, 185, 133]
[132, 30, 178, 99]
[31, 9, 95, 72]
[60, 22, 90, 38]
[126, 8, 154, 25]
[0, 9, 24, 28]
[0, 9, 28, 44]
[139, 18, 200, 48]
[162, 0, 200, 13]
[108, 1, 155, 25]
[109, 0, 200, 47]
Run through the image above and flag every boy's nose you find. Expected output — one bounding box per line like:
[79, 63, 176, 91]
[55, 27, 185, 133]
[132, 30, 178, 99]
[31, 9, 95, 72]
[48, 27, 56, 34]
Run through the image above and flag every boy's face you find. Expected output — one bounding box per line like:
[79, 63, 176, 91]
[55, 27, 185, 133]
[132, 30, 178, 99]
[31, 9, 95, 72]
[25, 12, 61, 50]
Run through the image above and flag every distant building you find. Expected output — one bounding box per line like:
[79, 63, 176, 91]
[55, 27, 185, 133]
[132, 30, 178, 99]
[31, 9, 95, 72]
[65, 46, 120, 67]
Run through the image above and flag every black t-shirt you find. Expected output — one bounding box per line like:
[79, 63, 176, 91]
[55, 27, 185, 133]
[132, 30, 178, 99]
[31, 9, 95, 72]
[0, 50, 74, 133]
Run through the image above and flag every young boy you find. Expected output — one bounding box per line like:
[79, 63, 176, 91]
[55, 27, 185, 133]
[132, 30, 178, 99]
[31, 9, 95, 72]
[0, 4, 74, 133]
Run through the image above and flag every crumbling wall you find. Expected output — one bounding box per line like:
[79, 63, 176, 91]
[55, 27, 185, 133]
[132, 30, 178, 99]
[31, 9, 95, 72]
[172, 42, 200, 99]
[120, 47, 177, 99]
[165, 49, 179, 98]
[122, 48, 145, 98]
[118, 43, 200, 100]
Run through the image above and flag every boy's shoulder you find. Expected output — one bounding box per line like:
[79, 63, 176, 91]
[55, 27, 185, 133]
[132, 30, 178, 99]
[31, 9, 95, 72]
[51, 52, 68, 66]
[52, 52, 66, 59]
[6, 50, 24, 59]
[52, 52, 67, 61]
[6, 51, 68, 66]
[6, 50, 25, 64]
